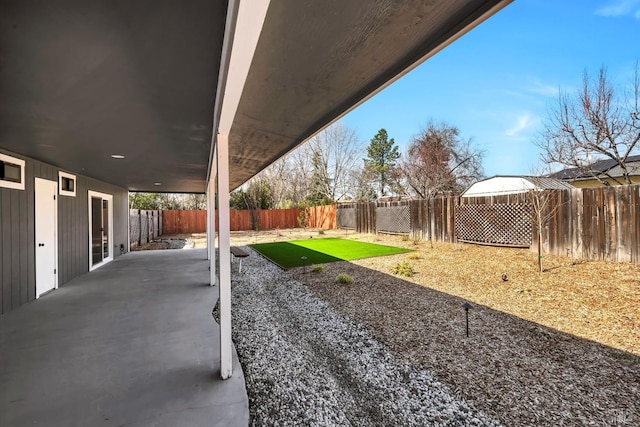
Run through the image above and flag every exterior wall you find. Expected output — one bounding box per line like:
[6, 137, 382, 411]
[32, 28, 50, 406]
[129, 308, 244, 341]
[0, 148, 129, 315]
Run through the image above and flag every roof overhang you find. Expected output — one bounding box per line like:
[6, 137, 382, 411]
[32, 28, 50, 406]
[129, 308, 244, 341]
[1, 0, 513, 193]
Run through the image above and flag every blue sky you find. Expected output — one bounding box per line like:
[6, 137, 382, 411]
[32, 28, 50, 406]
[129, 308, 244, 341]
[342, 0, 640, 177]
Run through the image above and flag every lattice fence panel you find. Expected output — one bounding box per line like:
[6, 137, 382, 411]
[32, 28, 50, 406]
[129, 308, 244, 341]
[456, 204, 532, 247]
[336, 206, 356, 229]
[376, 205, 410, 234]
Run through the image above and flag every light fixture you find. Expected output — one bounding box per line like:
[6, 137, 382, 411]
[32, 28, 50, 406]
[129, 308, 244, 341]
[110, 154, 125, 159]
[154, 182, 162, 186]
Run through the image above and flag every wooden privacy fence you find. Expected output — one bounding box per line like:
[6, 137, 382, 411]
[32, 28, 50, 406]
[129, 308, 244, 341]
[543, 186, 640, 264]
[337, 198, 458, 242]
[129, 210, 163, 248]
[163, 210, 207, 234]
[161, 205, 337, 233]
[336, 185, 640, 265]
[306, 204, 337, 229]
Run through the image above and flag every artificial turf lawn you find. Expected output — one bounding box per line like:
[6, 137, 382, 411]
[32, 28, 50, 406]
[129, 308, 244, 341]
[250, 237, 412, 269]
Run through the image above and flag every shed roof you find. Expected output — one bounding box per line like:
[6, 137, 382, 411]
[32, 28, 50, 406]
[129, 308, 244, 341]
[461, 175, 574, 197]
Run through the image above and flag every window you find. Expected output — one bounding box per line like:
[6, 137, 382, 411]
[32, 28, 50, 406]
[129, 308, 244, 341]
[0, 153, 25, 190]
[59, 171, 76, 197]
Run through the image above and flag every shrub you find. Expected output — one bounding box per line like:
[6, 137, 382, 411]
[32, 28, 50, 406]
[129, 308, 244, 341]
[401, 234, 410, 241]
[318, 229, 325, 235]
[391, 261, 414, 277]
[407, 253, 421, 260]
[335, 273, 353, 284]
[311, 264, 324, 273]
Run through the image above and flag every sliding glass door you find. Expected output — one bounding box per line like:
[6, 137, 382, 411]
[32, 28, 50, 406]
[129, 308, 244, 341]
[88, 191, 113, 270]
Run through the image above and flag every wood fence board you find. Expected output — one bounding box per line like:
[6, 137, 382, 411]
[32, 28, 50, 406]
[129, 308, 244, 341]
[604, 188, 615, 260]
[598, 189, 607, 260]
[632, 185, 639, 264]
[560, 190, 567, 256]
[583, 189, 594, 259]
[633, 186, 640, 264]
[617, 186, 630, 262]
[570, 188, 582, 258]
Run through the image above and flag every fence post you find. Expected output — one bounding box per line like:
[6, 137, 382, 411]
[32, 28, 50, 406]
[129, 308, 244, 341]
[137, 209, 142, 247]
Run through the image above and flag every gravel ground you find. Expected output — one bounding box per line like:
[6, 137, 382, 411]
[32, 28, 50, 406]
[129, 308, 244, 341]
[221, 247, 501, 427]
[297, 250, 640, 426]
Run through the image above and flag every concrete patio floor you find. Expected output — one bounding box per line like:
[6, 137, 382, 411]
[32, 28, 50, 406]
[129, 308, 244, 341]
[0, 249, 249, 427]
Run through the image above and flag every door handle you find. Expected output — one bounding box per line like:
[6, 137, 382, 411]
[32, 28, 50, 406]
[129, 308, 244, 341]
[38, 243, 45, 247]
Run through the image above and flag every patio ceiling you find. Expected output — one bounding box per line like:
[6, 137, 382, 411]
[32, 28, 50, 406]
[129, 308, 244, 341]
[0, 0, 512, 193]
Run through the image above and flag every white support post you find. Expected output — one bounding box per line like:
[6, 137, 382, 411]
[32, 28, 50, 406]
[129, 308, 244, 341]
[208, 0, 271, 381]
[217, 134, 233, 379]
[206, 182, 211, 261]
[209, 165, 217, 287]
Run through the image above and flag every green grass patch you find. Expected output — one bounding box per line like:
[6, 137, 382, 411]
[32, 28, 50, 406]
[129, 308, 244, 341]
[250, 237, 412, 269]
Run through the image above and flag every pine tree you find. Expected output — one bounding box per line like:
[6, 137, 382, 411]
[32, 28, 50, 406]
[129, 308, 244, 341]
[364, 129, 400, 197]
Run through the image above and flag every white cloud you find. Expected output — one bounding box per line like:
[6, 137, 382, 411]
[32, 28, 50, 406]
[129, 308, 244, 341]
[505, 113, 533, 137]
[503, 76, 558, 98]
[526, 78, 558, 97]
[595, 0, 640, 18]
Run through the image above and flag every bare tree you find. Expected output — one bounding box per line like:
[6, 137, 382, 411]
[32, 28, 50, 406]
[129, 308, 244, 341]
[260, 157, 291, 207]
[398, 120, 484, 198]
[525, 170, 570, 273]
[537, 64, 640, 184]
[286, 144, 314, 206]
[256, 147, 311, 208]
[528, 188, 558, 273]
[350, 165, 377, 201]
[129, 193, 206, 210]
[306, 122, 363, 202]
[257, 121, 364, 206]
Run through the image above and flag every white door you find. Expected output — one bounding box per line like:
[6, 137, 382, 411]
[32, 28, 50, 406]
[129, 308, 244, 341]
[35, 177, 58, 298]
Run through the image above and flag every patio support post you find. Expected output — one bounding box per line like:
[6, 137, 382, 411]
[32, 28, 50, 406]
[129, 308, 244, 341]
[209, 0, 271, 380]
[217, 134, 233, 379]
[207, 174, 217, 286]
[206, 181, 210, 260]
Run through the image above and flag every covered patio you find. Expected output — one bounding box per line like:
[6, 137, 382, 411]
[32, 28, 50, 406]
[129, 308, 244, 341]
[0, 249, 248, 426]
[1, 0, 513, 425]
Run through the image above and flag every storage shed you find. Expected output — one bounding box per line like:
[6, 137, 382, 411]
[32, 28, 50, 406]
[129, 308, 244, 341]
[461, 176, 574, 197]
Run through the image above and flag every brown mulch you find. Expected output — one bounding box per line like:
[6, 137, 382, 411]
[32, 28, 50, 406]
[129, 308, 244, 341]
[291, 235, 640, 427]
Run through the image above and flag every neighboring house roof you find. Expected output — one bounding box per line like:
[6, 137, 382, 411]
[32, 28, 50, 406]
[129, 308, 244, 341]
[549, 155, 640, 181]
[461, 175, 574, 197]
